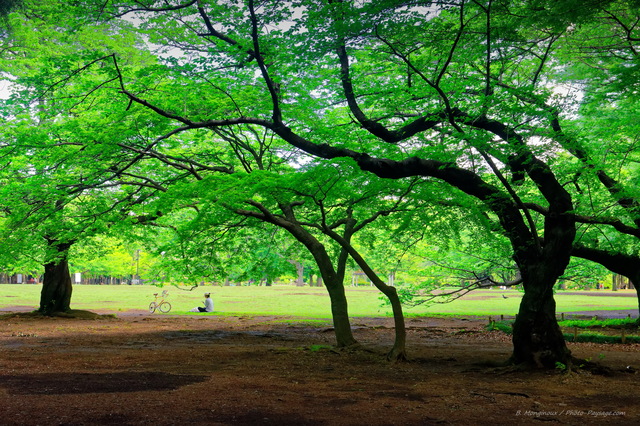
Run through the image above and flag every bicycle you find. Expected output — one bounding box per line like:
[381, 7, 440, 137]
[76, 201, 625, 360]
[149, 290, 171, 313]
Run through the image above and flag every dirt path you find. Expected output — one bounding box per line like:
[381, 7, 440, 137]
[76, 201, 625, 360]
[0, 313, 638, 425]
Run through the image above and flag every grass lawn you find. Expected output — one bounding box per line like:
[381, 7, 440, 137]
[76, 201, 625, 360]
[1, 284, 637, 318]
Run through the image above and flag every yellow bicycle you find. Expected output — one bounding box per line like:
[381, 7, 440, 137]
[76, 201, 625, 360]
[149, 290, 171, 313]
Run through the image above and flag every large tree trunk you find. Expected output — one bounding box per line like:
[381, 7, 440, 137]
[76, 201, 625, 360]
[510, 210, 575, 368]
[511, 273, 571, 368]
[39, 240, 73, 315]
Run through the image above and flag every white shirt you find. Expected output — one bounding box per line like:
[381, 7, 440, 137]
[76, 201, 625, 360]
[204, 297, 214, 312]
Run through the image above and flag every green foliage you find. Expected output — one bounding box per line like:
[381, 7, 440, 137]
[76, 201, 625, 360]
[555, 361, 568, 372]
[0, 0, 19, 17]
[0, 2, 168, 273]
[563, 333, 640, 344]
[485, 320, 513, 335]
[557, 258, 610, 290]
[558, 317, 638, 329]
[1, 0, 640, 330]
[70, 236, 153, 280]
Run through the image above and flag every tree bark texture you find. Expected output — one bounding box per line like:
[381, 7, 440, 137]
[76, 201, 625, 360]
[323, 277, 358, 347]
[39, 241, 73, 315]
[301, 239, 356, 347]
[327, 230, 407, 361]
[379, 285, 407, 362]
[510, 211, 575, 367]
[511, 277, 571, 368]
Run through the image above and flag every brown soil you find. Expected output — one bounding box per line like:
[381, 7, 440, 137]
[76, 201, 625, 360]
[0, 312, 638, 425]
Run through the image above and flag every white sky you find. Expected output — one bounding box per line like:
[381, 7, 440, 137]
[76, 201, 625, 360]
[0, 79, 12, 99]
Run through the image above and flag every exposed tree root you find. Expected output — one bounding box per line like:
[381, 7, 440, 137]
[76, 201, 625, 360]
[568, 357, 615, 376]
[386, 347, 409, 363]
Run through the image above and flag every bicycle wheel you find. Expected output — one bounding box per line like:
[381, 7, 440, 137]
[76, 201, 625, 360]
[148, 302, 157, 313]
[159, 302, 172, 313]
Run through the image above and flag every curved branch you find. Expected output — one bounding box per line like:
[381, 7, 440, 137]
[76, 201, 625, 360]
[110, 0, 197, 18]
[248, 0, 282, 123]
[572, 244, 640, 286]
[496, 80, 640, 226]
[407, 274, 523, 307]
[195, 0, 251, 51]
[478, 150, 541, 252]
[524, 203, 640, 238]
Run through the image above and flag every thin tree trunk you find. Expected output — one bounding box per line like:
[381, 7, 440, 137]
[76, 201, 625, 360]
[292, 260, 304, 286]
[236, 203, 358, 347]
[349, 255, 407, 361]
[324, 229, 407, 361]
[380, 285, 407, 361]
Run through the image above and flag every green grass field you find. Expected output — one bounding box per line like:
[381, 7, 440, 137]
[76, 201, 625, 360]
[1, 284, 637, 318]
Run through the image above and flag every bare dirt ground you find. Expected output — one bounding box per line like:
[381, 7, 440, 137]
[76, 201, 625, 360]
[0, 311, 638, 425]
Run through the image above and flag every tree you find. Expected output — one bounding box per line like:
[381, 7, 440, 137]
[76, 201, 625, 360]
[87, 0, 581, 367]
[0, 2, 172, 313]
[565, 3, 640, 312]
[227, 163, 432, 360]
[7, 0, 636, 367]
[519, 1, 640, 316]
[150, 214, 305, 287]
[0, 0, 19, 19]
[120, 124, 426, 357]
[70, 235, 146, 283]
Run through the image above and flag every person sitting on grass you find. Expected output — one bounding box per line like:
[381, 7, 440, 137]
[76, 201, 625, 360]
[190, 292, 214, 313]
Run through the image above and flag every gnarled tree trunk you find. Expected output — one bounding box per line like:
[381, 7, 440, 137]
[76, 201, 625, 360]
[511, 271, 571, 367]
[39, 239, 73, 315]
[509, 203, 575, 367]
